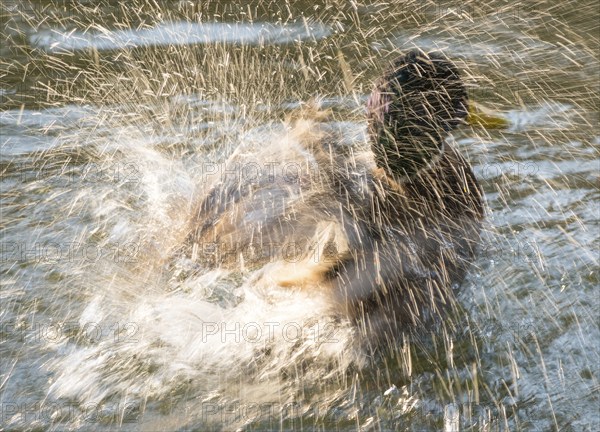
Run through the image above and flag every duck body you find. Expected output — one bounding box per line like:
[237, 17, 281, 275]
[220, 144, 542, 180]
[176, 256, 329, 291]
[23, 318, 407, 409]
[187, 50, 484, 332]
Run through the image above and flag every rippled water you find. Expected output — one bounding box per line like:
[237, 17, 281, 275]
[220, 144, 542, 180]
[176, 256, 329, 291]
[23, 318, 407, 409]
[1, 1, 598, 431]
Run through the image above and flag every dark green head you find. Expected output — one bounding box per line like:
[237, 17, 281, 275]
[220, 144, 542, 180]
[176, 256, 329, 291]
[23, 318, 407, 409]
[367, 49, 468, 178]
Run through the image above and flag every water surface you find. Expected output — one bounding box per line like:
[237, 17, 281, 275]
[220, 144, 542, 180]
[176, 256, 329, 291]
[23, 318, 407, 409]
[1, 1, 598, 431]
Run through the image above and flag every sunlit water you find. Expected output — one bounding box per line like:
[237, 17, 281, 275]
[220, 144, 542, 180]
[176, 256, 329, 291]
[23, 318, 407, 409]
[1, 1, 598, 431]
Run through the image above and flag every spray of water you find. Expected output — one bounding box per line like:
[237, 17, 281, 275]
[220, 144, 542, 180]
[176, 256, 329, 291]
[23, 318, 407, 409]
[1, 1, 598, 431]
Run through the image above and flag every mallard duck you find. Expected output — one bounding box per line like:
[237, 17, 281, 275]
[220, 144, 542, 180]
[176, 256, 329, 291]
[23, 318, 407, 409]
[187, 49, 485, 333]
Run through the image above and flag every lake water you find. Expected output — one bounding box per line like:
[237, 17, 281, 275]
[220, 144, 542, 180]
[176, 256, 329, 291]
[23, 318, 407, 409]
[1, 1, 598, 431]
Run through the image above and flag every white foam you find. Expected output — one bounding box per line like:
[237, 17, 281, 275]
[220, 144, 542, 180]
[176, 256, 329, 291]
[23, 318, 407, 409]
[30, 21, 331, 52]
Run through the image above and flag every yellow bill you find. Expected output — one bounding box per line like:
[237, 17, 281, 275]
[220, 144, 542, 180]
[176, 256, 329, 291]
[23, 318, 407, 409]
[467, 101, 510, 129]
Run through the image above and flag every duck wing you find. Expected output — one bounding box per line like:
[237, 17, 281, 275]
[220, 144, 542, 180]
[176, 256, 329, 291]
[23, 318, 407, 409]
[187, 120, 354, 280]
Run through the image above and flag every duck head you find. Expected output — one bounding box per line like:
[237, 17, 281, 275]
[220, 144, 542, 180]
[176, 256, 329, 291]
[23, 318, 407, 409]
[367, 49, 468, 179]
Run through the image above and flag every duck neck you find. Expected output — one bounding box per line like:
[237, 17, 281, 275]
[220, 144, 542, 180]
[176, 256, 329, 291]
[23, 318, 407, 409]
[372, 125, 446, 180]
